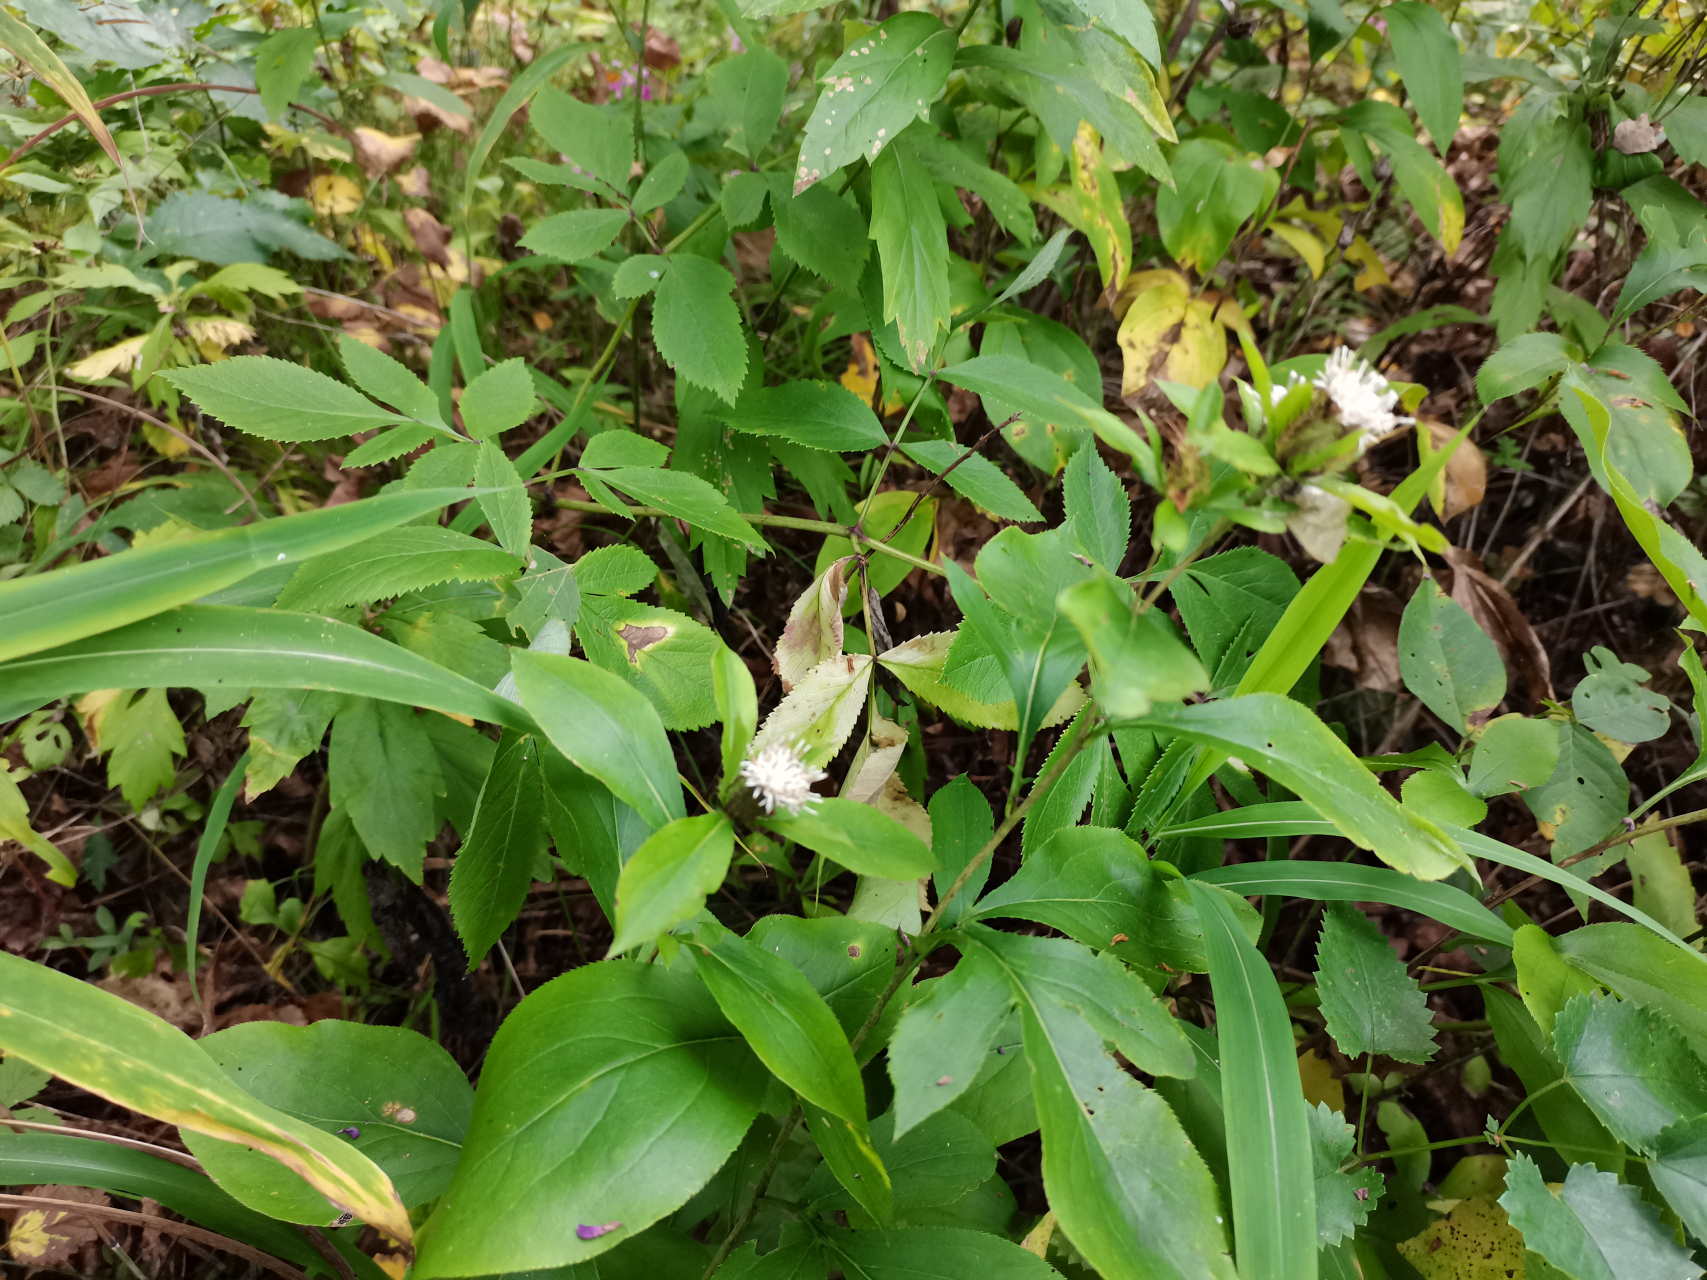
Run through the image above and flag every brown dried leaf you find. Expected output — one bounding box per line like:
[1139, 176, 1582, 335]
[1422, 417, 1486, 521]
[96, 971, 199, 1031]
[352, 127, 421, 180]
[1439, 546, 1553, 706]
[643, 26, 682, 70]
[397, 165, 432, 199]
[1322, 585, 1403, 692]
[405, 207, 452, 268]
[404, 95, 473, 136]
[1613, 113, 1665, 154]
[4, 1187, 107, 1267]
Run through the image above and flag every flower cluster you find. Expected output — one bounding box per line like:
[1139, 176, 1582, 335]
[739, 741, 826, 816]
[1314, 346, 1411, 449]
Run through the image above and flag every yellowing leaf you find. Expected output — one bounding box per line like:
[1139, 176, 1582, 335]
[1065, 122, 1131, 295]
[185, 318, 256, 352]
[1299, 1049, 1346, 1112]
[0, 767, 76, 886]
[1346, 236, 1391, 292]
[841, 332, 880, 408]
[310, 173, 364, 217]
[67, 336, 146, 381]
[1116, 273, 1229, 399]
[1420, 417, 1486, 521]
[1397, 1197, 1526, 1279]
[1268, 222, 1327, 278]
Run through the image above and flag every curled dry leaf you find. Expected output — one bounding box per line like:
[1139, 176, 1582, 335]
[842, 714, 908, 806]
[775, 556, 851, 691]
[352, 126, 421, 180]
[4, 1186, 108, 1267]
[1322, 584, 1404, 692]
[405, 206, 453, 268]
[66, 335, 145, 381]
[1422, 417, 1485, 521]
[1439, 545, 1553, 706]
[185, 317, 255, 354]
[643, 26, 682, 69]
[397, 165, 432, 199]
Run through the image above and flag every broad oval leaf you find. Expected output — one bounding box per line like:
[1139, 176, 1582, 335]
[610, 813, 735, 953]
[764, 796, 938, 880]
[275, 526, 522, 613]
[167, 356, 405, 442]
[511, 650, 685, 831]
[1385, 1, 1464, 155]
[693, 929, 867, 1124]
[411, 962, 764, 1276]
[715, 380, 887, 452]
[653, 254, 748, 405]
[1314, 903, 1438, 1063]
[0, 953, 410, 1242]
[519, 207, 631, 263]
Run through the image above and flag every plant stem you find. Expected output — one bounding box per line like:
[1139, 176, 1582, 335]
[698, 1108, 801, 1280]
[855, 371, 939, 532]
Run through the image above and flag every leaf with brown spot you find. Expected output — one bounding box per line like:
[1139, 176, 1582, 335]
[775, 557, 852, 691]
[3, 1187, 106, 1267]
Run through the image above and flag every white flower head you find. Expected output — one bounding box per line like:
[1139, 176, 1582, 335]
[740, 740, 827, 816]
[1269, 370, 1309, 406]
[1314, 346, 1412, 449]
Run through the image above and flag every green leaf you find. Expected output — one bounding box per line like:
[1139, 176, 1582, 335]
[1514, 923, 1601, 1039]
[1194, 858, 1514, 946]
[768, 174, 873, 292]
[1522, 722, 1628, 859]
[929, 773, 996, 926]
[253, 27, 317, 120]
[1467, 715, 1560, 798]
[823, 1225, 1059, 1279]
[976, 928, 1191, 1079]
[614, 253, 670, 298]
[794, 12, 956, 194]
[633, 151, 689, 215]
[871, 133, 951, 371]
[412, 961, 764, 1276]
[0, 769, 75, 886]
[1385, 2, 1463, 155]
[0, 488, 477, 665]
[1398, 577, 1505, 732]
[1556, 923, 1707, 1060]
[937, 354, 1147, 466]
[1186, 881, 1315, 1280]
[1553, 994, 1707, 1153]
[1058, 569, 1208, 719]
[198, 1020, 472, 1210]
[1650, 1115, 1707, 1245]
[693, 928, 867, 1124]
[329, 697, 444, 881]
[1132, 695, 1468, 880]
[0, 606, 533, 734]
[901, 440, 1043, 523]
[971, 825, 1233, 973]
[602, 465, 769, 550]
[461, 358, 537, 440]
[888, 949, 1014, 1137]
[275, 525, 520, 613]
[763, 796, 938, 879]
[463, 43, 597, 217]
[339, 333, 447, 429]
[1308, 1102, 1383, 1246]
[1340, 100, 1464, 252]
[0, 952, 411, 1242]
[971, 926, 1235, 1280]
[520, 207, 633, 263]
[706, 49, 789, 160]
[716, 380, 887, 452]
[745, 914, 897, 1040]
[713, 643, 758, 785]
[653, 254, 748, 405]
[802, 1098, 894, 1225]
[1500, 1154, 1700, 1280]
[507, 547, 580, 640]
[721, 171, 770, 230]
[581, 600, 722, 731]
[610, 814, 734, 953]
[580, 431, 672, 469]
[0, 1131, 334, 1272]
[1572, 646, 1669, 742]
[1476, 332, 1577, 403]
[473, 442, 532, 556]
[1484, 986, 1624, 1172]
[1157, 138, 1270, 274]
[528, 87, 634, 193]
[808, 1110, 996, 1212]
[167, 357, 404, 443]
[1314, 902, 1438, 1063]
[1063, 442, 1130, 571]
[511, 651, 684, 831]
[909, 129, 1037, 246]
[1171, 548, 1301, 691]
[100, 687, 184, 809]
[449, 730, 547, 968]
